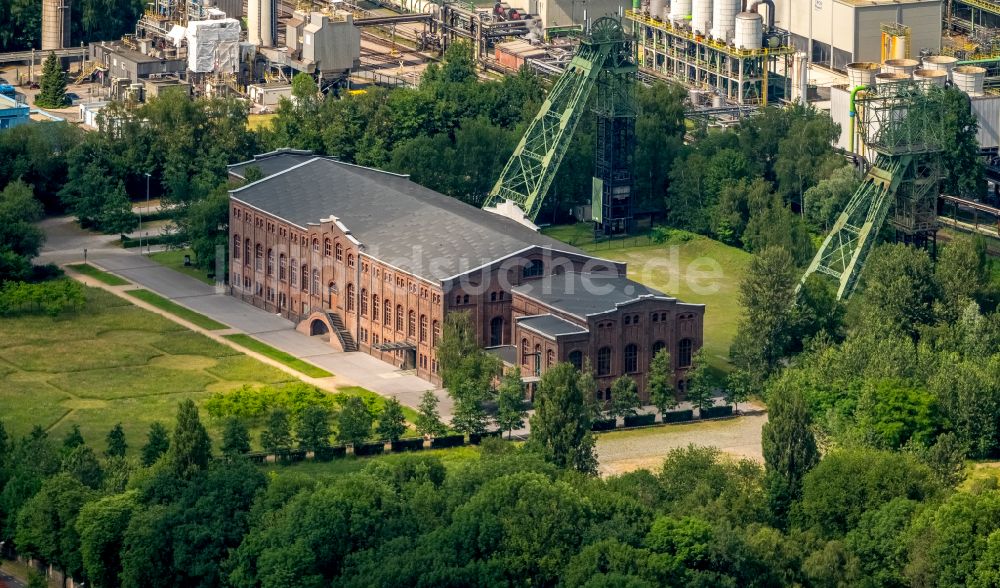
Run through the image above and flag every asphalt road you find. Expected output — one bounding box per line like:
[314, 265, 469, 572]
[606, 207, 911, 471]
[0, 568, 27, 588]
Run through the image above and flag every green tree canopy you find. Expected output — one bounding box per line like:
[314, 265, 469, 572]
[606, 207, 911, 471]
[529, 363, 597, 474]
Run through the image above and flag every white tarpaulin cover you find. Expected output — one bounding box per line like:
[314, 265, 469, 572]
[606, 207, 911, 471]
[167, 25, 187, 47]
[185, 18, 240, 73]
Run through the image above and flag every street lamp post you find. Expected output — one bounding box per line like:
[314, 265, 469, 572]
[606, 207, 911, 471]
[144, 172, 151, 256]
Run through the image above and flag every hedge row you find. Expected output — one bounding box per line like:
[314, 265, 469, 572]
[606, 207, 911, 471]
[701, 405, 734, 419]
[663, 409, 694, 423]
[240, 431, 507, 463]
[469, 430, 503, 445]
[431, 434, 466, 449]
[589, 407, 731, 431]
[623, 414, 657, 427]
[121, 234, 177, 249]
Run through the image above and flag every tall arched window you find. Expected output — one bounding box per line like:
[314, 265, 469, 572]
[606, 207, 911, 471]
[255, 244, 263, 271]
[360, 288, 368, 316]
[396, 305, 404, 331]
[384, 299, 392, 326]
[311, 269, 319, 295]
[597, 347, 612, 376]
[290, 258, 297, 286]
[312, 238, 319, 253]
[408, 310, 416, 337]
[346, 283, 355, 312]
[678, 338, 693, 368]
[532, 344, 541, 375]
[489, 316, 503, 347]
[372, 294, 380, 321]
[624, 343, 638, 373]
[569, 350, 583, 370]
[266, 249, 274, 275]
[546, 349, 555, 368]
[301, 265, 309, 292]
[419, 314, 428, 342]
[278, 254, 286, 280]
[523, 259, 544, 278]
[324, 238, 332, 257]
[347, 254, 355, 269]
[521, 339, 530, 366]
[244, 239, 250, 262]
[652, 340, 666, 360]
[233, 234, 240, 259]
[432, 320, 440, 346]
[335, 242, 343, 261]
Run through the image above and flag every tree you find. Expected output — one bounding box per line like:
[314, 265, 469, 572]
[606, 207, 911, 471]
[62, 424, 84, 451]
[34, 52, 69, 109]
[260, 408, 292, 453]
[761, 384, 819, 526]
[415, 390, 446, 438]
[495, 370, 527, 438]
[15, 473, 94, 586]
[337, 396, 373, 447]
[938, 87, 986, 199]
[77, 491, 138, 588]
[648, 348, 676, 418]
[803, 165, 860, 231]
[724, 370, 751, 414]
[609, 375, 641, 421]
[685, 349, 714, 415]
[96, 180, 138, 235]
[375, 397, 407, 442]
[62, 444, 104, 490]
[857, 243, 937, 339]
[141, 421, 170, 467]
[297, 405, 332, 450]
[936, 235, 988, 316]
[451, 395, 490, 435]
[105, 423, 127, 458]
[529, 362, 597, 474]
[221, 417, 251, 456]
[437, 311, 501, 411]
[167, 399, 212, 478]
[0, 180, 45, 266]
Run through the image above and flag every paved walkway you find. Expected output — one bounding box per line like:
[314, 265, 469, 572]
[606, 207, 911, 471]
[38, 216, 451, 418]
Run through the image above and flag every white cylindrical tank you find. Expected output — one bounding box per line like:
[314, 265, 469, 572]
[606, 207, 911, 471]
[882, 58, 919, 76]
[712, 93, 724, 107]
[733, 12, 762, 49]
[846, 62, 879, 87]
[922, 55, 958, 79]
[709, 0, 739, 41]
[691, 0, 711, 35]
[248, 0, 274, 47]
[689, 89, 702, 106]
[913, 69, 947, 88]
[953, 65, 986, 95]
[874, 72, 909, 85]
[669, 0, 691, 24]
[649, 0, 665, 19]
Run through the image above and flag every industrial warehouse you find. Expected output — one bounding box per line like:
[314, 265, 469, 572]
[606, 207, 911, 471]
[227, 151, 705, 399]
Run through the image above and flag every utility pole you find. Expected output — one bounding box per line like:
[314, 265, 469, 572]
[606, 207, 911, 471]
[143, 172, 151, 255]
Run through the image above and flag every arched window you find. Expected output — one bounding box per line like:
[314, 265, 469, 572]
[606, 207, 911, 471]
[546, 349, 555, 368]
[521, 339, 530, 366]
[301, 265, 309, 292]
[278, 254, 287, 280]
[624, 343, 638, 373]
[408, 310, 416, 337]
[266, 249, 274, 275]
[360, 288, 368, 316]
[678, 338, 693, 368]
[335, 242, 343, 261]
[455, 295, 462, 305]
[432, 320, 440, 346]
[569, 350, 583, 370]
[523, 259, 544, 278]
[290, 258, 297, 286]
[348, 254, 355, 269]
[597, 347, 612, 376]
[652, 313, 659, 323]
[255, 244, 263, 271]
[463, 294, 470, 304]
[372, 294, 380, 321]
[346, 283, 355, 312]
[489, 316, 503, 347]
[652, 340, 666, 360]
[396, 305, 404, 331]
[324, 238, 332, 257]
[533, 344, 542, 375]
[490, 292, 497, 302]
[419, 314, 428, 343]
[233, 234, 240, 259]
[384, 299, 392, 326]
[244, 239, 250, 262]
[624, 315, 631, 325]
[312, 238, 319, 253]
[311, 269, 320, 295]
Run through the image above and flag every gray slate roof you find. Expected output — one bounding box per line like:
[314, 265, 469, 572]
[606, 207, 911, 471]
[231, 157, 585, 281]
[517, 314, 589, 339]
[228, 149, 325, 180]
[512, 273, 671, 318]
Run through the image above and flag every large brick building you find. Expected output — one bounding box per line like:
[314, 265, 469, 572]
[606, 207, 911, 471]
[227, 151, 705, 402]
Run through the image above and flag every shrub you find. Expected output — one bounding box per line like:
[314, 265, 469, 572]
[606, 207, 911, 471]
[313, 446, 347, 461]
[700, 405, 734, 419]
[591, 419, 617, 432]
[353, 442, 386, 456]
[391, 438, 425, 452]
[0, 279, 85, 316]
[662, 409, 694, 423]
[469, 430, 503, 445]
[623, 414, 657, 428]
[430, 434, 466, 449]
[204, 382, 334, 423]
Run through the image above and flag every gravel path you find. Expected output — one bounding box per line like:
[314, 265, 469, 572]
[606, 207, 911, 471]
[596, 402, 767, 476]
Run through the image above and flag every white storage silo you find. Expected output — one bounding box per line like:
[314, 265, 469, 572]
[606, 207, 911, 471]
[709, 0, 739, 41]
[846, 62, 879, 87]
[912, 69, 947, 88]
[733, 12, 762, 49]
[953, 66, 986, 95]
[669, 0, 691, 24]
[921, 55, 958, 80]
[882, 58, 919, 76]
[691, 0, 712, 35]
[248, 0, 274, 47]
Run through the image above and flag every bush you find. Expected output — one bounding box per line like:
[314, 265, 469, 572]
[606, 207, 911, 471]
[700, 405, 734, 419]
[469, 430, 503, 445]
[662, 409, 694, 423]
[591, 419, 617, 432]
[430, 434, 466, 449]
[0, 279, 85, 316]
[204, 382, 334, 423]
[121, 234, 178, 249]
[623, 414, 657, 428]
[391, 438, 425, 452]
[353, 442, 386, 456]
[313, 446, 347, 461]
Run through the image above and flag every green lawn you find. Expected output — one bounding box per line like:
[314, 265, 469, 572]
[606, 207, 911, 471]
[224, 334, 334, 378]
[542, 223, 751, 374]
[66, 263, 129, 286]
[261, 445, 481, 480]
[126, 289, 229, 330]
[0, 286, 298, 452]
[148, 248, 217, 285]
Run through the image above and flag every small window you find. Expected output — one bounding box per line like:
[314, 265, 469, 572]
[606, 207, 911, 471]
[463, 295, 470, 305]
[523, 259, 544, 278]
[491, 292, 497, 302]
[652, 313, 659, 323]
[624, 315, 631, 325]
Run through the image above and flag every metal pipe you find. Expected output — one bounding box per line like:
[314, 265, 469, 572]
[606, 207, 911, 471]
[848, 84, 868, 153]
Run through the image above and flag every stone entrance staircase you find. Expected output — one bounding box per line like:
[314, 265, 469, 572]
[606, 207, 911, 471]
[325, 310, 357, 352]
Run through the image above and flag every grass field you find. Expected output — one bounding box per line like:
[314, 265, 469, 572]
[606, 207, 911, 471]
[224, 334, 334, 378]
[148, 248, 217, 285]
[67, 263, 130, 286]
[126, 289, 229, 330]
[542, 224, 751, 373]
[0, 287, 296, 452]
[262, 445, 481, 480]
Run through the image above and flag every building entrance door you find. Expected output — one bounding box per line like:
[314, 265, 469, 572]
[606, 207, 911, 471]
[403, 348, 416, 370]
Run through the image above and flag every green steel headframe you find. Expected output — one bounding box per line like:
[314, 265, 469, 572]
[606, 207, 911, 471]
[799, 81, 949, 300]
[483, 17, 635, 221]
